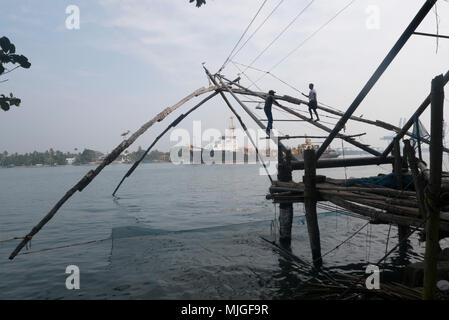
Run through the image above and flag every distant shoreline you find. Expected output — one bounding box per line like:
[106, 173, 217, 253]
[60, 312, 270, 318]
[0, 161, 171, 169]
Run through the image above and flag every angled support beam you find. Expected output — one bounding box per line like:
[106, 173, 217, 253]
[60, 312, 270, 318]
[215, 75, 290, 152]
[227, 85, 448, 152]
[382, 70, 449, 158]
[112, 91, 220, 196]
[274, 103, 381, 156]
[217, 76, 380, 156]
[291, 156, 394, 171]
[413, 32, 449, 39]
[317, 0, 437, 159]
[204, 67, 276, 181]
[423, 74, 445, 300]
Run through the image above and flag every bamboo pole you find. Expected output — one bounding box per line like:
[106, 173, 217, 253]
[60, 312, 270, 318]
[272, 103, 381, 156]
[291, 156, 394, 170]
[111, 91, 219, 196]
[230, 85, 449, 155]
[423, 74, 445, 300]
[8, 85, 218, 260]
[204, 67, 274, 181]
[217, 75, 379, 155]
[272, 180, 417, 198]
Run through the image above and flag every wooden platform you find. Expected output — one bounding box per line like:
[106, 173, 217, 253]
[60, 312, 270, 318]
[267, 177, 449, 232]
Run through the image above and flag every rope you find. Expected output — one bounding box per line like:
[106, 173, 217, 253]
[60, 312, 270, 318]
[332, 175, 426, 297]
[218, 0, 269, 73]
[318, 220, 371, 262]
[250, 0, 357, 87]
[383, 223, 392, 269]
[260, 235, 341, 286]
[243, 0, 316, 73]
[232, 60, 347, 114]
[0, 236, 26, 243]
[341, 139, 348, 181]
[434, 3, 440, 54]
[231, 61, 264, 91]
[17, 237, 111, 256]
[229, 0, 285, 62]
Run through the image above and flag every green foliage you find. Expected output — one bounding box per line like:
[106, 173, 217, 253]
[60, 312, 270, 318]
[0, 93, 21, 111]
[189, 0, 206, 8]
[74, 149, 104, 165]
[126, 147, 170, 163]
[0, 149, 76, 167]
[0, 36, 31, 112]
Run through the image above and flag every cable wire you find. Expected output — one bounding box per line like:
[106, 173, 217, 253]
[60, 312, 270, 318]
[243, 0, 316, 73]
[229, 0, 286, 62]
[251, 0, 357, 87]
[218, 0, 269, 73]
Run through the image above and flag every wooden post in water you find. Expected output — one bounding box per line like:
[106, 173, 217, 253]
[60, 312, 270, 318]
[303, 149, 322, 268]
[423, 74, 445, 300]
[393, 138, 409, 252]
[278, 147, 293, 247]
[404, 139, 426, 220]
[393, 138, 403, 190]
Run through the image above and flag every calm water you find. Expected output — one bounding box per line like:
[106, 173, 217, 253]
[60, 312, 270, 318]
[0, 161, 441, 299]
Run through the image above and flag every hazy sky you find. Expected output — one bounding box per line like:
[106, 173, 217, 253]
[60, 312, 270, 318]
[1, 0, 448, 154]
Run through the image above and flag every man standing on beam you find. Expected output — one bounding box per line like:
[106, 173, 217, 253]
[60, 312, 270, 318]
[302, 83, 320, 122]
[264, 89, 276, 136]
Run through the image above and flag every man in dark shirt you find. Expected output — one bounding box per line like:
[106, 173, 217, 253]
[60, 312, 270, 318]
[264, 89, 275, 136]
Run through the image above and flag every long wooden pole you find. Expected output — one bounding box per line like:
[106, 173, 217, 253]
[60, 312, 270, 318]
[317, 0, 437, 159]
[228, 85, 449, 154]
[204, 67, 274, 181]
[112, 91, 219, 196]
[218, 77, 381, 156]
[273, 103, 381, 156]
[291, 156, 394, 170]
[8, 86, 218, 259]
[215, 75, 288, 153]
[423, 74, 445, 299]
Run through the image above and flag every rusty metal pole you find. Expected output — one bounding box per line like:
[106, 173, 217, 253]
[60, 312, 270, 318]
[423, 74, 445, 300]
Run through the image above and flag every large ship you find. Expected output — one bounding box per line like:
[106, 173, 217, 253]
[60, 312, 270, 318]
[189, 117, 254, 164]
[293, 137, 340, 160]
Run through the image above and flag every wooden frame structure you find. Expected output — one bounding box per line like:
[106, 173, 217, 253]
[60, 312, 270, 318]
[7, 0, 448, 300]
